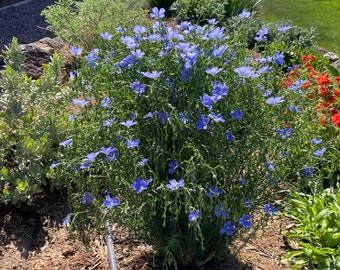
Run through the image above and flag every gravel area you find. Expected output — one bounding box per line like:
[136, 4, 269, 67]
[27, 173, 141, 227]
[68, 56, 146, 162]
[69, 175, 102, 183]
[0, 0, 57, 50]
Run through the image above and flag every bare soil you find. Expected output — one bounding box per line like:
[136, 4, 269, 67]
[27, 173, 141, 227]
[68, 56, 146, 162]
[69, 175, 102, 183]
[0, 191, 292, 270]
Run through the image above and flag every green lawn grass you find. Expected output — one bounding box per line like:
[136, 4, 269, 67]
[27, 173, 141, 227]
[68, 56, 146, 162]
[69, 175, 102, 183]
[257, 0, 340, 56]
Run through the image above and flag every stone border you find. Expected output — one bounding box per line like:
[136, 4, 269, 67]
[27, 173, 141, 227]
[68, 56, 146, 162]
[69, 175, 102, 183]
[315, 46, 340, 70]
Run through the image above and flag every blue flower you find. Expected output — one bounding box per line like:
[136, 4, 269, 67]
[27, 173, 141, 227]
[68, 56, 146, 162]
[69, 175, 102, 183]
[212, 45, 228, 58]
[206, 186, 222, 198]
[208, 19, 218, 25]
[158, 110, 170, 124]
[141, 70, 162, 79]
[206, 67, 221, 75]
[261, 88, 273, 97]
[68, 114, 76, 121]
[215, 203, 228, 218]
[101, 97, 112, 107]
[301, 166, 314, 179]
[144, 111, 156, 118]
[120, 36, 138, 49]
[103, 118, 115, 127]
[243, 198, 252, 207]
[130, 177, 153, 194]
[230, 109, 243, 120]
[226, 130, 234, 141]
[131, 49, 145, 59]
[310, 138, 322, 144]
[80, 151, 100, 169]
[120, 119, 137, 128]
[234, 66, 258, 78]
[50, 162, 61, 169]
[238, 214, 252, 228]
[86, 50, 100, 67]
[220, 221, 236, 235]
[239, 11, 251, 18]
[265, 160, 275, 172]
[209, 112, 225, 122]
[200, 94, 215, 110]
[73, 98, 90, 107]
[100, 146, 118, 162]
[188, 210, 200, 222]
[62, 214, 72, 226]
[133, 25, 147, 35]
[274, 51, 284, 66]
[314, 148, 326, 156]
[264, 204, 278, 216]
[102, 195, 120, 209]
[254, 28, 268, 41]
[241, 178, 247, 186]
[130, 82, 145, 95]
[59, 138, 73, 147]
[69, 46, 82, 56]
[212, 82, 228, 99]
[85, 151, 100, 161]
[80, 159, 92, 169]
[265, 96, 283, 105]
[166, 179, 185, 190]
[117, 54, 137, 69]
[273, 128, 292, 139]
[168, 161, 179, 173]
[69, 70, 79, 79]
[289, 104, 300, 112]
[125, 139, 140, 148]
[150, 7, 165, 19]
[288, 79, 308, 91]
[277, 26, 291, 33]
[179, 112, 190, 124]
[100, 32, 113, 40]
[137, 158, 149, 167]
[80, 192, 95, 204]
[196, 114, 210, 130]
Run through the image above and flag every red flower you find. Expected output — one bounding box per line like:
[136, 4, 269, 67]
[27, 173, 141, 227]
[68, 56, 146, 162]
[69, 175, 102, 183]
[318, 86, 329, 96]
[331, 113, 340, 128]
[320, 117, 325, 125]
[335, 75, 340, 87]
[302, 81, 312, 88]
[316, 102, 329, 112]
[333, 89, 340, 97]
[315, 73, 331, 86]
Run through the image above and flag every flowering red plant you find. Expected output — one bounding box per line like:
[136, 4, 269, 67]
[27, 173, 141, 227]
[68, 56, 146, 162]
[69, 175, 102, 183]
[283, 54, 340, 128]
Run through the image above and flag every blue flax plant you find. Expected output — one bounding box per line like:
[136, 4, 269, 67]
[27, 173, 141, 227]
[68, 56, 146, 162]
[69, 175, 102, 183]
[50, 8, 320, 268]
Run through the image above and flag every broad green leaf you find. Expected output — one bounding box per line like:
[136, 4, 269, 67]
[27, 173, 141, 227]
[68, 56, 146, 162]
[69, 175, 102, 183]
[1, 167, 9, 177]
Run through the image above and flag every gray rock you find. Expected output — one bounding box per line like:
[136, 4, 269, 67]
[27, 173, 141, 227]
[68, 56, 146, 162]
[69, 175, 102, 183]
[324, 52, 339, 63]
[20, 37, 64, 79]
[331, 59, 340, 70]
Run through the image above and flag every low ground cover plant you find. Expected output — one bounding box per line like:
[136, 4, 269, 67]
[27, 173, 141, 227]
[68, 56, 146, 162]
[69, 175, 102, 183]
[282, 189, 340, 269]
[44, 8, 339, 268]
[0, 38, 67, 205]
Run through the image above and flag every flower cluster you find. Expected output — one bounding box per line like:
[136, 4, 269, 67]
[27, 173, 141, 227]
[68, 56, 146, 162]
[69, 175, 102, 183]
[52, 8, 324, 267]
[283, 54, 340, 128]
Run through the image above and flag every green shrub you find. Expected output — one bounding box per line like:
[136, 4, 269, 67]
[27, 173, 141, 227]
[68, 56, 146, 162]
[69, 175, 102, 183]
[47, 10, 329, 268]
[170, 0, 260, 24]
[42, 0, 151, 51]
[0, 38, 68, 205]
[282, 189, 340, 269]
